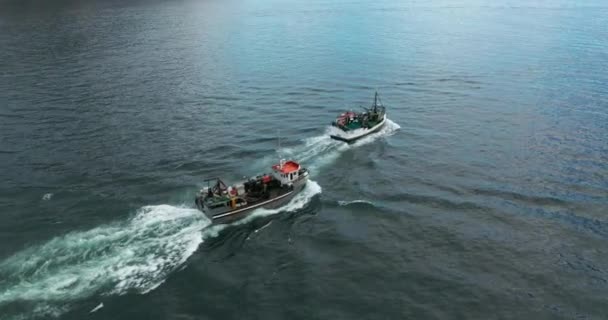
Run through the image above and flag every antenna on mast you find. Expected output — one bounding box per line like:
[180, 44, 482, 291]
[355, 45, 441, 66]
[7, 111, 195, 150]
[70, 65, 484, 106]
[372, 89, 383, 113]
[373, 90, 379, 113]
[374, 90, 378, 111]
[276, 129, 281, 153]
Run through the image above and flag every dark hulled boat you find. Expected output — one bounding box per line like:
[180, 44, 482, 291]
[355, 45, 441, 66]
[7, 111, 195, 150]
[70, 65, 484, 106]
[195, 159, 309, 224]
[330, 91, 387, 143]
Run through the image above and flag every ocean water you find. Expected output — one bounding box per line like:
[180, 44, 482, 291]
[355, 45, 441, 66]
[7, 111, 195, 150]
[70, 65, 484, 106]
[1, 0, 607, 319]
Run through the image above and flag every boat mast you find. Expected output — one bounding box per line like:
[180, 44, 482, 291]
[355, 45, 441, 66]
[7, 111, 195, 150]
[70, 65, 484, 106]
[373, 91, 378, 113]
[277, 129, 283, 169]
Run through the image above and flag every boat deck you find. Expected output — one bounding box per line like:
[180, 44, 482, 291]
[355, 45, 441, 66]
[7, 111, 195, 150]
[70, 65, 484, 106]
[330, 115, 386, 143]
[340, 119, 382, 131]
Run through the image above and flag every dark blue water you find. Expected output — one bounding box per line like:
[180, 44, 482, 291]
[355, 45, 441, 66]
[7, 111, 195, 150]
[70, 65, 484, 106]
[1, 0, 607, 319]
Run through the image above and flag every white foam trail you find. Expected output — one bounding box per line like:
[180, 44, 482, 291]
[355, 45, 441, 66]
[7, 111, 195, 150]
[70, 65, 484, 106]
[325, 126, 371, 141]
[349, 118, 400, 147]
[281, 119, 400, 172]
[5, 304, 69, 320]
[0, 185, 322, 320]
[254, 119, 399, 174]
[0, 205, 212, 319]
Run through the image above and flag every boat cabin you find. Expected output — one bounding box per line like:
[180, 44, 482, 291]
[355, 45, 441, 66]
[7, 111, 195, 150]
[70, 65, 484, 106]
[272, 159, 301, 185]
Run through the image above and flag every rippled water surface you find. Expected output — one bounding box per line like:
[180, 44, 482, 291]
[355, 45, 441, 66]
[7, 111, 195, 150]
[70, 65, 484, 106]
[1, 0, 607, 319]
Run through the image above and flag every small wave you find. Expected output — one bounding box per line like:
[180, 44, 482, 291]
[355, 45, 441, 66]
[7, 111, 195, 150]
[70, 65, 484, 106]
[0, 205, 213, 319]
[338, 199, 375, 206]
[42, 193, 53, 201]
[254, 221, 272, 233]
[471, 188, 567, 207]
[383, 193, 486, 211]
[89, 302, 104, 313]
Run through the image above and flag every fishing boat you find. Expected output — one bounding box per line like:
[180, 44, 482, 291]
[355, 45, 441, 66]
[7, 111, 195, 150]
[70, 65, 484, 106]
[195, 159, 309, 223]
[330, 91, 387, 143]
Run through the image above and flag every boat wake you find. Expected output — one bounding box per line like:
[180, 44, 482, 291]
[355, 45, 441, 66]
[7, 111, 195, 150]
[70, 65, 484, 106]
[282, 119, 400, 172]
[349, 118, 400, 147]
[0, 181, 322, 319]
[0, 205, 210, 319]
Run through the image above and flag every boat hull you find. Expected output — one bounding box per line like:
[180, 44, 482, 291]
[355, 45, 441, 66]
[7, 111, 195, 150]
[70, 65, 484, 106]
[200, 177, 308, 224]
[330, 114, 386, 143]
